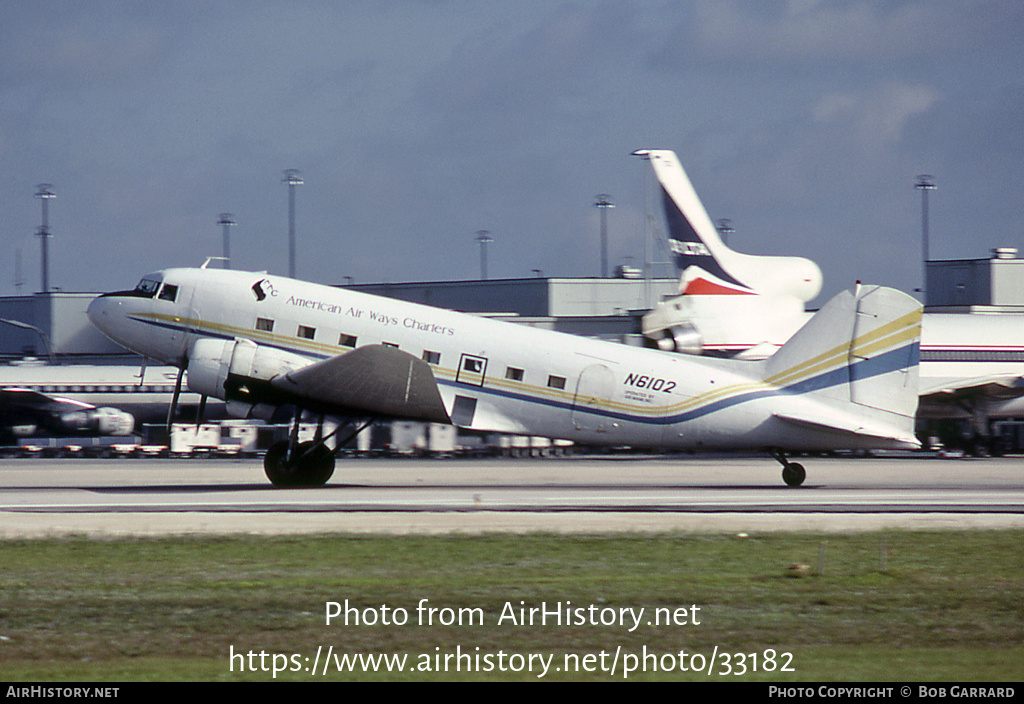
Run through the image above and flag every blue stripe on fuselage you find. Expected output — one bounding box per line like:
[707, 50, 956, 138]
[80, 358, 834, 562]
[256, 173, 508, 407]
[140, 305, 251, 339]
[135, 314, 918, 427]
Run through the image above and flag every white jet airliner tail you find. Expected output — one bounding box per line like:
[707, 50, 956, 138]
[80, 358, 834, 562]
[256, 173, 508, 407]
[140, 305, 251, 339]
[640, 149, 823, 302]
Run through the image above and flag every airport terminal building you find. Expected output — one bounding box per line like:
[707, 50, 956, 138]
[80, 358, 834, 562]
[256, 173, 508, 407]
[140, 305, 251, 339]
[926, 248, 1024, 312]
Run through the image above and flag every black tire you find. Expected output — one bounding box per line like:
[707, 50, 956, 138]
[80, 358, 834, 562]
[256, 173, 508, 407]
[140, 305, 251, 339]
[782, 462, 806, 487]
[264, 440, 295, 487]
[293, 441, 336, 487]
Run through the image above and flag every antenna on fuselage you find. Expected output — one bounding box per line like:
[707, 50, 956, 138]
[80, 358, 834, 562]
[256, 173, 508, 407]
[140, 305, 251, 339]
[201, 256, 229, 269]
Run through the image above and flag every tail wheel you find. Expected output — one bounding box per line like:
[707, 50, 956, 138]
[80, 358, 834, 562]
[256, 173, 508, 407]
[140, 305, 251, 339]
[782, 462, 806, 487]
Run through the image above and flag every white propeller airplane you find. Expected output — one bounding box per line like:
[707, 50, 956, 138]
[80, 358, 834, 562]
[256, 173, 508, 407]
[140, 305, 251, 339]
[87, 263, 922, 487]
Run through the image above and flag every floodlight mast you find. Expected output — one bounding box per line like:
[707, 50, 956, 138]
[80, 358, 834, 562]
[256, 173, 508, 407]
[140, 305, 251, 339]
[35, 184, 55, 293]
[916, 174, 936, 302]
[630, 150, 653, 307]
[218, 213, 236, 269]
[595, 194, 614, 278]
[283, 169, 303, 278]
[717, 219, 734, 246]
[476, 230, 494, 280]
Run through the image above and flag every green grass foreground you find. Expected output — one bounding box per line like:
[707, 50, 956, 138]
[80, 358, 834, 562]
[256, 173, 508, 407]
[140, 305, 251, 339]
[1, 531, 1022, 681]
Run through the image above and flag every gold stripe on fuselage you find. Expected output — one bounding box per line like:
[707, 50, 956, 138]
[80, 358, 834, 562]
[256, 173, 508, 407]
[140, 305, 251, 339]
[135, 304, 920, 422]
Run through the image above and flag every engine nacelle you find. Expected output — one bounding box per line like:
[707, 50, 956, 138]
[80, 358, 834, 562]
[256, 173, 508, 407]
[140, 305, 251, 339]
[187, 338, 311, 416]
[93, 407, 136, 436]
[60, 408, 135, 436]
[654, 323, 704, 354]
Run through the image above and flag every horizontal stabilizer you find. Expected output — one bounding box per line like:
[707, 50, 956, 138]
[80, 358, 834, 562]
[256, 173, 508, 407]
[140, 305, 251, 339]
[773, 411, 919, 449]
[272, 344, 451, 423]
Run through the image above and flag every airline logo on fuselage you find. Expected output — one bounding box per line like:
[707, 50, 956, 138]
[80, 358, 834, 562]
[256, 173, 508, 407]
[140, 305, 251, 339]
[669, 240, 711, 257]
[251, 278, 279, 301]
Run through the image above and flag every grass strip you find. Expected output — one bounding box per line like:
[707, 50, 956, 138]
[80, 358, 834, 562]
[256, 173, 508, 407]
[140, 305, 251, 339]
[1, 530, 1022, 681]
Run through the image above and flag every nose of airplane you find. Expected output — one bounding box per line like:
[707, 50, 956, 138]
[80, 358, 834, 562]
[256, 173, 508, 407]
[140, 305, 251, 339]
[86, 294, 110, 334]
[87, 293, 127, 344]
[86, 287, 179, 363]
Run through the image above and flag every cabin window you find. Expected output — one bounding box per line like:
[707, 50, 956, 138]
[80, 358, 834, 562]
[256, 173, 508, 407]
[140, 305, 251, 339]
[255, 318, 274, 332]
[547, 375, 566, 390]
[423, 350, 441, 365]
[339, 333, 357, 348]
[157, 284, 179, 302]
[298, 325, 316, 340]
[457, 354, 488, 386]
[505, 367, 524, 381]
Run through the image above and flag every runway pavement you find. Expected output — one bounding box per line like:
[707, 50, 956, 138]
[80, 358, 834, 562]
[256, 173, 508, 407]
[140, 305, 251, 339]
[1, 453, 1023, 536]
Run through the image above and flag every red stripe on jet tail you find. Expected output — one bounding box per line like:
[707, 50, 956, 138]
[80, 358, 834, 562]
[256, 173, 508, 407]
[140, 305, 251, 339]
[682, 277, 757, 295]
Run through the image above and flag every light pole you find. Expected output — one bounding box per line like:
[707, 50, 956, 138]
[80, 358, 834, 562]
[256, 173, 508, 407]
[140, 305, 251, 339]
[631, 149, 654, 307]
[35, 184, 55, 293]
[218, 213, 236, 269]
[283, 169, 303, 278]
[476, 230, 493, 280]
[15, 249, 24, 291]
[595, 194, 614, 278]
[717, 218, 734, 246]
[916, 174, 936, 301]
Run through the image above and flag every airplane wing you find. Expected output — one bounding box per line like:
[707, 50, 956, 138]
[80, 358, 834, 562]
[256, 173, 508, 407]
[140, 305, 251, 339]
[3, 387, 83, 408]
[270, 344, 451, 423]
[0, 387, 135, 437]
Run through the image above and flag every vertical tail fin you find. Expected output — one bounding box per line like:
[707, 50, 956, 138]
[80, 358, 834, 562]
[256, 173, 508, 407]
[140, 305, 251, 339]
[764, 284, 922, 444]
[641, 149, 822, 302]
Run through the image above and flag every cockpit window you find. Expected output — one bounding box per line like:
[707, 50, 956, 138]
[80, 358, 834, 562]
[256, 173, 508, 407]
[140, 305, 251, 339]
[157, 284, 179, 302]
[134, 277, 161, 298]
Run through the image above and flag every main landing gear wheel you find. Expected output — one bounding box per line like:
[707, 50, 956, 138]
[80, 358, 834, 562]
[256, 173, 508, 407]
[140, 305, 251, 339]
[264, 440, 336, 487]
[781, 462, 806, 488]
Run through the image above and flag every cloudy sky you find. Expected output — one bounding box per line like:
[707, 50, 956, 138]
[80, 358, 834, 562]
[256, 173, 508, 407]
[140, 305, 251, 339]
[1, 0, 1021, 304]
